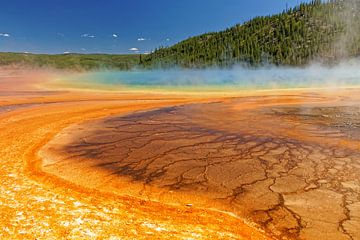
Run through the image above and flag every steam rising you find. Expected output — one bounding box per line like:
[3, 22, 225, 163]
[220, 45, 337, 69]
[56, 1, 360, 92]
[331, 0, 360, 59]
[64, 59, 360, 91]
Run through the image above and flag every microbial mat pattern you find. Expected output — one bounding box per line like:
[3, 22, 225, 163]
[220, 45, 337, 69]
[43, 94, 360, 240]
[1, 91, 271, 240]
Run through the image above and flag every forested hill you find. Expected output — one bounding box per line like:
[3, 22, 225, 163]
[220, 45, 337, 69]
[142, 0, 360, 68]
[0, 53, 140, 71]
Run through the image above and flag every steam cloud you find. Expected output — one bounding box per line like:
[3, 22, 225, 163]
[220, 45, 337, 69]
[327, 0, 360, 59]
[68, 58, 360, 91]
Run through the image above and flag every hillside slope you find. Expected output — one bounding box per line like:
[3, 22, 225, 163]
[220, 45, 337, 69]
[0, 52, 140, 71]
[143, 0, 360, 68]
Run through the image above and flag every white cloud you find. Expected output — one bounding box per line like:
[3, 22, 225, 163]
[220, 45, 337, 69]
[112, 34, 118, 38]
[129, 47, 139, 51]
[137, 38, 146, 41]
[57, 33, 65, 37]
[0, 33, 10, 37]
[63, 51, 70, 54]
[81, 48, 86, 51]
[81, 33, 95, 38]
[166, 38, 171, 41]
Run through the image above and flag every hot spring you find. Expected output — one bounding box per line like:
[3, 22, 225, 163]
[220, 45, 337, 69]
[57, 61, 360, 92]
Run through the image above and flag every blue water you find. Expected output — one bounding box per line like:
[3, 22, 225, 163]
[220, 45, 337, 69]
[65, 62, 360, 90]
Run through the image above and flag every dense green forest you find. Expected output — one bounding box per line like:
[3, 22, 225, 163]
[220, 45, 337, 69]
[0, 52, 140, 71]
[1, 0, 360, 70]
[143, 0, 360, 68]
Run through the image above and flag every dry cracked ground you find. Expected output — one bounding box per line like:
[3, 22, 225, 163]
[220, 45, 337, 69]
[0, 90, 271, 240]
[42, 92, 360, 240]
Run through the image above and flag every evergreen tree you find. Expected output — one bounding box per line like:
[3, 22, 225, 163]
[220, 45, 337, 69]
[142, 0, 360, 68]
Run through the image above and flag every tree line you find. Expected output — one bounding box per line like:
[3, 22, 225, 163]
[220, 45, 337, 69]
[142, 0, 360, 68]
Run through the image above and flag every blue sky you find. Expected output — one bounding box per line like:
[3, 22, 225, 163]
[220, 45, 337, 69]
[0, 0, 310, 54]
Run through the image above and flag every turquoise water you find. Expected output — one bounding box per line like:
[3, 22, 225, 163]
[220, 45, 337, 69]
[64, 63, 360, 91]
